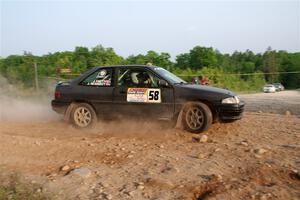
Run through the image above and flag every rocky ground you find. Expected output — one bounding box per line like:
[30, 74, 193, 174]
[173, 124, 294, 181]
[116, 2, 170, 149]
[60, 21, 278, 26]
[0, 91, 299, 200]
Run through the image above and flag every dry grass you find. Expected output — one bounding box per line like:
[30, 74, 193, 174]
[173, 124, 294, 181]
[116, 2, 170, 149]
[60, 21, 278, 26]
[0, 173, 52, 200]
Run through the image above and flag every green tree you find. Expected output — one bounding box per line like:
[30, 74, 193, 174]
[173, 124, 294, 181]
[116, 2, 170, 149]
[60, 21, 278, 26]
[262, 47, 279, 82]
[175, 53, 190, 69]
[189, 46, 217, 69]
[0, 44, 299, 90]
[73, 46, 89, 71]
[126, 50, 173, 69]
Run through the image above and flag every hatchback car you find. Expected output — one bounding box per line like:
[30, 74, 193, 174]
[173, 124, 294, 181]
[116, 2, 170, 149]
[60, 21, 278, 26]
[52, 65, 244, 133]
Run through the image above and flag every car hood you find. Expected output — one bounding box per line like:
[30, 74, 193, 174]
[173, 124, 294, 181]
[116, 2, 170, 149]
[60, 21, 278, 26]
[176, 84, 235, 97]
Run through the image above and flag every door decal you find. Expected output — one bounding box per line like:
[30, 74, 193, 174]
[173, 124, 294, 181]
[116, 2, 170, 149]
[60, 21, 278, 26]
[147, 89, 161, 103]
[127, 88, 161, 103]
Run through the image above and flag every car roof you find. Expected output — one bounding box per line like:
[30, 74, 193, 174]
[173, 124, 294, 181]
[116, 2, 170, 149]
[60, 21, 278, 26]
[79, 65, 159, 77]
[94, 65, 159, 70]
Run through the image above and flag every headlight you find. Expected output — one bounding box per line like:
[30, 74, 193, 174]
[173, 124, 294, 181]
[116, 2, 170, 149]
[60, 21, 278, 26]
[222, 96, 240, 104]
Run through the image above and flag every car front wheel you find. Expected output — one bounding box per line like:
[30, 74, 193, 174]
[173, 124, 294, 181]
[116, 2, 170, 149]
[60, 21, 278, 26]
[70, 103, 97, 129]
[181, 102, 212, 133]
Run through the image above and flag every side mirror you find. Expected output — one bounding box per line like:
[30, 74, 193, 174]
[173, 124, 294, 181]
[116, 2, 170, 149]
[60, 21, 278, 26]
[158, 79, 169, 87]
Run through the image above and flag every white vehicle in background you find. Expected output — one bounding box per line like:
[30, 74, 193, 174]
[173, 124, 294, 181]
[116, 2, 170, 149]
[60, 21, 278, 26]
[263, 84, 276, 93]
[272, 83, 285, 91]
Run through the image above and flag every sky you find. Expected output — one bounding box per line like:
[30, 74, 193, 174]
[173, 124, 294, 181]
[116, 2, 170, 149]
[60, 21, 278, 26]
[0, 0, 299, 58]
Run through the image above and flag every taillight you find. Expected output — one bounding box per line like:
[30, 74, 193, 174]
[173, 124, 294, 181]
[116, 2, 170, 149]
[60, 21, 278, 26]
[54, 90, 61, 99]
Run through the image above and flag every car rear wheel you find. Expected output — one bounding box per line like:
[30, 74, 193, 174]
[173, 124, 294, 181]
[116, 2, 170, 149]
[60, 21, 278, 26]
[181, 102, 212, 133]
[70, 103, 97, 129]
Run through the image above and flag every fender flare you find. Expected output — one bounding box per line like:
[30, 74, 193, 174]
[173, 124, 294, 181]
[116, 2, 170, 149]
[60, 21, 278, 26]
[175, 110, 183, 129]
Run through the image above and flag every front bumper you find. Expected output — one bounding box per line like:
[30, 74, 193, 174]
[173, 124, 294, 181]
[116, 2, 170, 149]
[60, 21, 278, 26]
[263, 89, 275, 93]
[217, 101, 245, 120]
[51, 100, 70, 114]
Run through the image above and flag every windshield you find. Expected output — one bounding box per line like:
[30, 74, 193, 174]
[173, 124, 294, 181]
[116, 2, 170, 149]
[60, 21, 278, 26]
[265, 85, 274, 87]
[153, 67, 186, 84]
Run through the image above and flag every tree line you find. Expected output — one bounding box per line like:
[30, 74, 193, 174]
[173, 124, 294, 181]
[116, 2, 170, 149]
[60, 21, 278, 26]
[0, 45, 299, 91]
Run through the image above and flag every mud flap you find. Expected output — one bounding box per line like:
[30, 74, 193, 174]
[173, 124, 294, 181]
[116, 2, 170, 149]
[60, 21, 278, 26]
[175, 110, 183, 129]
[64, 103, 76, 122]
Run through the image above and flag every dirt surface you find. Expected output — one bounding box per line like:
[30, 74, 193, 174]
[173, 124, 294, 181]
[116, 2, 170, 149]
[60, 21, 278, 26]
[240, 90, 300, 116]
[0, 91, 300, 200]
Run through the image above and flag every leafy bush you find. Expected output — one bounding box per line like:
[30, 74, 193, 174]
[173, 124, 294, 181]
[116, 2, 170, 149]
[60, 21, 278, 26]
[172, 67, 266, 92]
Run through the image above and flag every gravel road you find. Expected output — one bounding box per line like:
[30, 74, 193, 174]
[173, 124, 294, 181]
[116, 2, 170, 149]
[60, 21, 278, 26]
[240, 90, 300, 116]
[0, 90, 299, 200]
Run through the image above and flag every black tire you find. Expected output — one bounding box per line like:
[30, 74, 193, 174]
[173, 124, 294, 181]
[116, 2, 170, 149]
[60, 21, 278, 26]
[70, 103, 97, 129]
[181, 102, 212, 133]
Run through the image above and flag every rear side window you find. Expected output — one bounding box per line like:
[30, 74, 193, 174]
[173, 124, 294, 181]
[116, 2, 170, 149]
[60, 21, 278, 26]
[81, 68, 113, 87]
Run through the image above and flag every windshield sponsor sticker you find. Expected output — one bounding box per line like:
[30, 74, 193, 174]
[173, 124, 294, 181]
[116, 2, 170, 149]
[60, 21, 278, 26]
[127, 88, 161, 103]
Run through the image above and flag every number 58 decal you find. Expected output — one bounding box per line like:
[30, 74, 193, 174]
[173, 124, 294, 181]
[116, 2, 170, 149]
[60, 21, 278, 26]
[148, 89, 161, 103]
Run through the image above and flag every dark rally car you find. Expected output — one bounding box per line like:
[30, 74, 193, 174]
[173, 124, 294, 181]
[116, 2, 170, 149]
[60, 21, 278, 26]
[52, 65, 244, 133]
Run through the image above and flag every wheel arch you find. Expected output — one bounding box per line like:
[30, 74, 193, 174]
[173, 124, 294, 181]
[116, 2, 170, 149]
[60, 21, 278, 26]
[196, 99, 217, 122]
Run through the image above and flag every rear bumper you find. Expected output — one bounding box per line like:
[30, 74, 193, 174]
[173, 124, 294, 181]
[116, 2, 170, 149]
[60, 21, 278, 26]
[217, 101, 245, 120]
[51, 100, 70, 114]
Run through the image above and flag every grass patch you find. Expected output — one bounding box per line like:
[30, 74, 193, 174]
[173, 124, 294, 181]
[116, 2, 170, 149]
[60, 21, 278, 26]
[0, 172, 52, 200]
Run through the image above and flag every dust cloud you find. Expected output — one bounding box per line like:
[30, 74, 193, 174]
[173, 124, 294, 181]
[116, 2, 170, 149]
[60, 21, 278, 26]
[0, 75, 176, 134]
[0, 76, 60, 122]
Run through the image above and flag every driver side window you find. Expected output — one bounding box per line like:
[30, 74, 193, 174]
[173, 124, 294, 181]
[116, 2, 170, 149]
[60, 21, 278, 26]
[118, 68, 160, 88]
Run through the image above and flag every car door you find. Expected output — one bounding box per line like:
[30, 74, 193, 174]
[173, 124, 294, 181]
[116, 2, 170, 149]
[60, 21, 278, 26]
[76, 67, 114, 115]
[113, 66, 174, 120]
